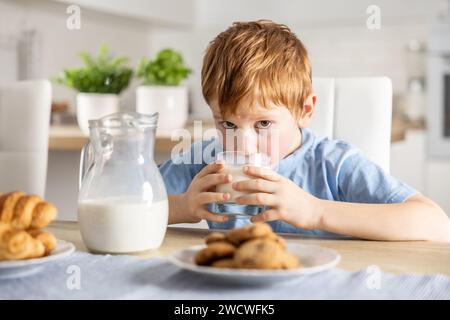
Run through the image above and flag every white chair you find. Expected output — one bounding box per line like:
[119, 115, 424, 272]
[311, 77, 392, 172]
[0, 80, 52, 197]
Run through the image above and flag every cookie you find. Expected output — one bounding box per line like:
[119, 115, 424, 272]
[211, 258, 236, 269]
[281, 252, 300, 269]
[194, 241, 236, 266]
[265, 233, 286, 249]
[204, 232, 227, 245]
[233, 238, 285, 269]
[199, 223, 302, 270]
[226, 222, 273, 245]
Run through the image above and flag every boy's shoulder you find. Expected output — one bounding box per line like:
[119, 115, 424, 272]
[300, 128, 361, 164]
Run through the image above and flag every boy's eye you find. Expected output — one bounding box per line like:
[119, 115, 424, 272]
[222, 121, 236, 129]
[255, 120, 272, 129]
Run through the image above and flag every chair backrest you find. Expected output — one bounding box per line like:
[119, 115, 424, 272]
[0, 80, 52, 197]
[310, 77, 392, 173]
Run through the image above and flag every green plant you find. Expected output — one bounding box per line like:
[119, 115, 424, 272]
[55, 44, 133, 94]
[137, 48, 191, 86]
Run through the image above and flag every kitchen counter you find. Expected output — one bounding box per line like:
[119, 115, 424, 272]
[390, 117, 425, 143]
[47, 221, 450, 276]
[49, 120, 217, 152]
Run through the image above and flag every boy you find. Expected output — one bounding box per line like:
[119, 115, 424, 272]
[159, 20, 450, 241]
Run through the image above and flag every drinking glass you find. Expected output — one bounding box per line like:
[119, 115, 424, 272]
[213, 151, 271, 217]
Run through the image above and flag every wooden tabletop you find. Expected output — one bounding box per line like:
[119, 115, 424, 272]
[47, 221, 450, 276]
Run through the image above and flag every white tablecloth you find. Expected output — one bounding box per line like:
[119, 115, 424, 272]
[1, 251, 449, 299]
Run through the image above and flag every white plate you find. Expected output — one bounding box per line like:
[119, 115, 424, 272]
[0, 240, 75, 279]
[168, 243, 340, 285]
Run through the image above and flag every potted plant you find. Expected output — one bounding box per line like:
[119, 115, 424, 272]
[136, 48, 191, 130]
[56, 44, 133, 134]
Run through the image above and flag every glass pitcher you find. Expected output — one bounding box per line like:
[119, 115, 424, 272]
[78, 112, 168, 254]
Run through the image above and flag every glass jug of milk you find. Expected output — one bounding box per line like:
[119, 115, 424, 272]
[78, 112, 168, 254]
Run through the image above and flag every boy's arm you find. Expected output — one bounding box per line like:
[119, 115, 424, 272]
[168, 194, 189, 225]
[166, 162, 231, 225]
[317, 193, 450, 242]
[233, 166, 450, 242]
[159, 140, 230, 225]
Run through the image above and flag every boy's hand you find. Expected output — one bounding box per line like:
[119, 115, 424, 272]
[233, 166, 322, 229]
[181, 161, 232, 223]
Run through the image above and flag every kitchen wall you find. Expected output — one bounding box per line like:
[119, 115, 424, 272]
[0, 0, 151, 110]
[149, 0, 443, 118]
[1, 0, 443, 116]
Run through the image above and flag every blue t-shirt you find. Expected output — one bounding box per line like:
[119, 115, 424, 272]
[158, 128, 417, 237]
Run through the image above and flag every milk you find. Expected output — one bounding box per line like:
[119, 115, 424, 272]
[216, 165, 251, 203]
[78, 197, 168, 254]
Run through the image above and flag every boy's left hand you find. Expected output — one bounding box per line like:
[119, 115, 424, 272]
[233, 166, 322, 229]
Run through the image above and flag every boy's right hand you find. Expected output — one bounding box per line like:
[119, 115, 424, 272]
[181, 161, 232, 223]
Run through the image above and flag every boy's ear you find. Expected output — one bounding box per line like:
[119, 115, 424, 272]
[297, 93, 317, 128]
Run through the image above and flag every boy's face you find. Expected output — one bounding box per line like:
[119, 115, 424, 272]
[210, 94, 316, 164]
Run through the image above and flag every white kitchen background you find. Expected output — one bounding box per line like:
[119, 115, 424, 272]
[1, 0, 449, 220]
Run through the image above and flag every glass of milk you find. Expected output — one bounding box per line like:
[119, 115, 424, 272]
[214, 151, 271, 217]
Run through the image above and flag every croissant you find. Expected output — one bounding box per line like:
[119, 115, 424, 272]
[28, 229, 57, 255]
[0, 191, 57, 230]
[0, 222, 46, 260]
[0, 191, 59, 261]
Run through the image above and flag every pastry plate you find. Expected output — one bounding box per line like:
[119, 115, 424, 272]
[168, 243, 340, 285]
[0, 240, 75, 279]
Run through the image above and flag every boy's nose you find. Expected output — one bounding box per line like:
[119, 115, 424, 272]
[237, 129, 258, 155]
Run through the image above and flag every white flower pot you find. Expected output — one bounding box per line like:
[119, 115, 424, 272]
[76, 93, 120, 135]
[136, 86, 188, 130]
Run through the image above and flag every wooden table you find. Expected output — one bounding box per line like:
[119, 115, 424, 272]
[47, 221, 450, 276]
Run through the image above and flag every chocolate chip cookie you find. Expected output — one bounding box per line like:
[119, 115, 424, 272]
[226, 222, 273, 245]
[233, 238, 286, 269]
[204, 232, 227, 244]
[194, 241, 236, 266]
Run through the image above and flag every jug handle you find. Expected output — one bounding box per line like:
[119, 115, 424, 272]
[79, 142, 94, 190]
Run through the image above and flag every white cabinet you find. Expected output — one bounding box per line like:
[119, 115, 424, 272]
[426, 161, 450, 216]
[391, 130, 426, 192]
[391, 129, 450, 216]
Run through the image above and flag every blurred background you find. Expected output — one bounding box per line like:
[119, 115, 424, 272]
[1, 0, 449, 220]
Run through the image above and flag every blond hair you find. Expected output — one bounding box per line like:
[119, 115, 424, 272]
[201, 20, 312, 118]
